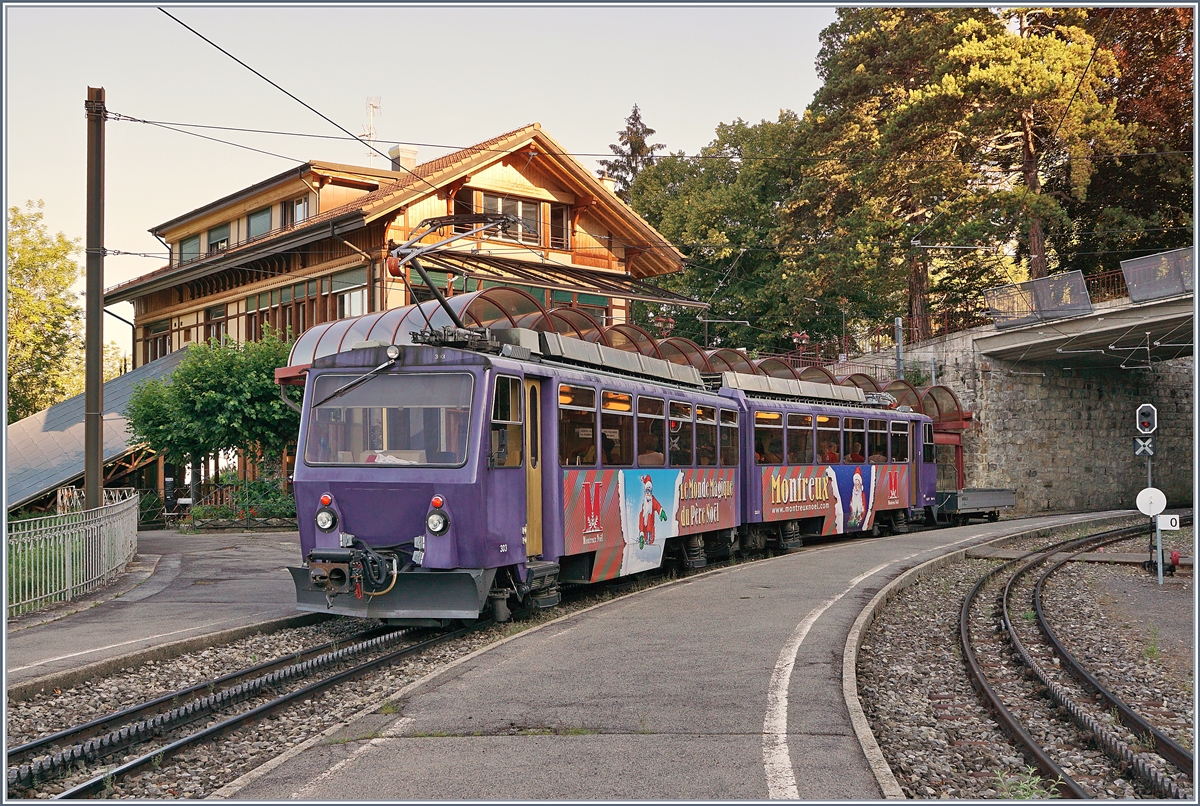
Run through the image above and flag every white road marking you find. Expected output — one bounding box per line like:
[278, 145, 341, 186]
[7, 618, 259, 672]
[290, 718, 411, 799]
[763, 562, 890, 799]
[761, 530, 992, 798]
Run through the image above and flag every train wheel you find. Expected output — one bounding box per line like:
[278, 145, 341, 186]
[869, 520, 882, 538]
[987, 510, 1000, 522]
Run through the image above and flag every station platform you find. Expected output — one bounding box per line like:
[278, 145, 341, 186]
[5, 529, 304, 697]
[221, 511, 1141, 801]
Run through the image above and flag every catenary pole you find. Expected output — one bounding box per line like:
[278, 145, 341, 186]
[85, 87, 106, 510]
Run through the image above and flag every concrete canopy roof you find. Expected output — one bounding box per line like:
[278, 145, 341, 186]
[6, 350, 185, 510]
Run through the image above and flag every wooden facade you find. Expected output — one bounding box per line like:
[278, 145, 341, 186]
[107, 124, 686, 369]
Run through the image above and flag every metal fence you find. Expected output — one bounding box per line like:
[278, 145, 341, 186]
[1121, 247, 1194, 303]
[188, 478, 297, 530]
[984, 270, 1094, 329]
[8, 489, 140, 618]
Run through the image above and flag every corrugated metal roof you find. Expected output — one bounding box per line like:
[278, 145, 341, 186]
[6, 350, 186, 510]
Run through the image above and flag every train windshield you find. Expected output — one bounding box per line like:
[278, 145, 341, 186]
[303, 372, 474, 466]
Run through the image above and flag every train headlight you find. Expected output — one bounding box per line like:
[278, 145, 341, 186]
[426, 510, 449, 535]
[315, 507, 338, 532]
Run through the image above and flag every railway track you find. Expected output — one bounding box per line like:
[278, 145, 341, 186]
[6, 624, 483, 799]
[961, 521, 1194, 799]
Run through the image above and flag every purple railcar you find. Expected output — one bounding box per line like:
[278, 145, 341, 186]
[284, 323, 937, 626]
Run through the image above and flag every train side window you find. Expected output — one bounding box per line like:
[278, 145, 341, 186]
[868, 419, 888, 462]
[491, 375, 523, 467]
[890, 420, 910, 463]
[843, 417, 866, 463]
[529, 385, 539, 469]
[601, 391, 634, 466]
[817, 415, 840, 463]
[695, 406, 717, 466]
[719, 409, 739, 466]
[786, 413, 814, 464]
[636, 396, 665, 467]
[669, 401, 694, 466]
[754, 411, 783, 464]
[923, 422, 935, 463]
[558, 385, 597, 466]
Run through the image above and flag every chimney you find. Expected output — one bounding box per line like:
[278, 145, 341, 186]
[389, 145, 417, 172]
[597, 171, 618, 194]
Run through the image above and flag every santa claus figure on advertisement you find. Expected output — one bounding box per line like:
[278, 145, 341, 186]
[849, 467, 866, 529]
[638, 474, 666, 550]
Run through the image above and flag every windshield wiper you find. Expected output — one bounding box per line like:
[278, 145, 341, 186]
[310, 356, 397, 409]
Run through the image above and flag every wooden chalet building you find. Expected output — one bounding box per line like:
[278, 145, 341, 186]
[106, 124, 695, 369]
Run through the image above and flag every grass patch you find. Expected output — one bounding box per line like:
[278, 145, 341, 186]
[376, 701, 400, 715]
[1143, 624, 1161, 660]
[993, 766, 1061, 799]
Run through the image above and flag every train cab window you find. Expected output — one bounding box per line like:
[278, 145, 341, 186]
[719, 409, 739, 466]
[601, 391, 634, 466]
[923, 422, 935, 463]
[490, 375, 523, 467]
[817, 415, 840, 463]
[843, 417, 866, 463]
[786, 413, 814, 464]
[695, 406, 718, 466]
[754, 411, 783, 464]
[868, 419, 888, 462]
[891, 420, 910, 463]
[304, 372, 472, 466]
[668, 402, 694, 466]
[636, 396, 665, 467]
[558, 385, 597, 466]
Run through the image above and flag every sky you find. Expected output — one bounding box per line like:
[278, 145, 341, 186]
[5, 3, 839, 355]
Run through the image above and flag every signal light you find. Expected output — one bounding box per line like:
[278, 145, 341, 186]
[431, 495, 444, 509]
[1135, 403, 1157, 435]
[320, 493, 333, 506]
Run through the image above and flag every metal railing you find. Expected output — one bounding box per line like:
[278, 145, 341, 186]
[188, 477, 297, 530]
[8, 489, 139, 618]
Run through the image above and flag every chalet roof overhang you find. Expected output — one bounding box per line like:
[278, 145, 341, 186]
[106, 210, 365, 305]
[149, 161, 405, 236]
[413, 249, 707, 310]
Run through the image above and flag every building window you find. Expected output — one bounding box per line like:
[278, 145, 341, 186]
[549, 203, 570, 249]
[208, 223, 230, 253]
[248, 207, 272, 240]
[452, 187, 475, 232]
[282, 196, 309, 227]
[204, 304, 226, 342]
[178, 235, 200, 265]
[482, 193, 540, 244]
[332, 266, 367, 319]
[144, 319, 170, 363]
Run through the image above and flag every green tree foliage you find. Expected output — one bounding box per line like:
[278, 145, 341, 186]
[1055, 7, 1193, 275]
[630, 114, 810, 352]
[6, 201, 84, 423]
[598, 104, 666, 202]
[125, 327, 300, 468]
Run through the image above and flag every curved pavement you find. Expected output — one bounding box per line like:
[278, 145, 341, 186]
[228, 511, 1130, 801]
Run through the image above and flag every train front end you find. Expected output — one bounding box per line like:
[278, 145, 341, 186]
[288, 342, 506, 626]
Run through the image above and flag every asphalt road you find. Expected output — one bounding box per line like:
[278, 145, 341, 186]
[6, 530, 300, 687]
[232, 511, 1127, 801]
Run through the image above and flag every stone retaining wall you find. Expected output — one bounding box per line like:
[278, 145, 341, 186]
[899, 327, 1193, 514]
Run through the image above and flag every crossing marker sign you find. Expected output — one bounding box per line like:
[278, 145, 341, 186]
[1133, 436, 1156, 457]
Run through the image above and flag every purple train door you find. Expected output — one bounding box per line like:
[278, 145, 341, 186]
[525, 378, 543, 556]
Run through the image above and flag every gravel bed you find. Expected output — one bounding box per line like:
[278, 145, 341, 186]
[8, 578, 662, 799]
[859, 524, 1194, 800]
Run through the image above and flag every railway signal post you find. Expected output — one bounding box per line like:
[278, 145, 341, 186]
[1135, 403, 1157, 489]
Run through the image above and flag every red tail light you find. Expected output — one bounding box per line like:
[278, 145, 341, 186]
[320, 493, 333, 506]
[431, 495, 444, 509]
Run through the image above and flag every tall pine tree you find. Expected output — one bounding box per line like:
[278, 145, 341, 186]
[598, 104, 666, 202]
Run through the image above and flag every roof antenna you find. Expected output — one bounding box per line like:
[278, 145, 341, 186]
[362, 97, 381, 167]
